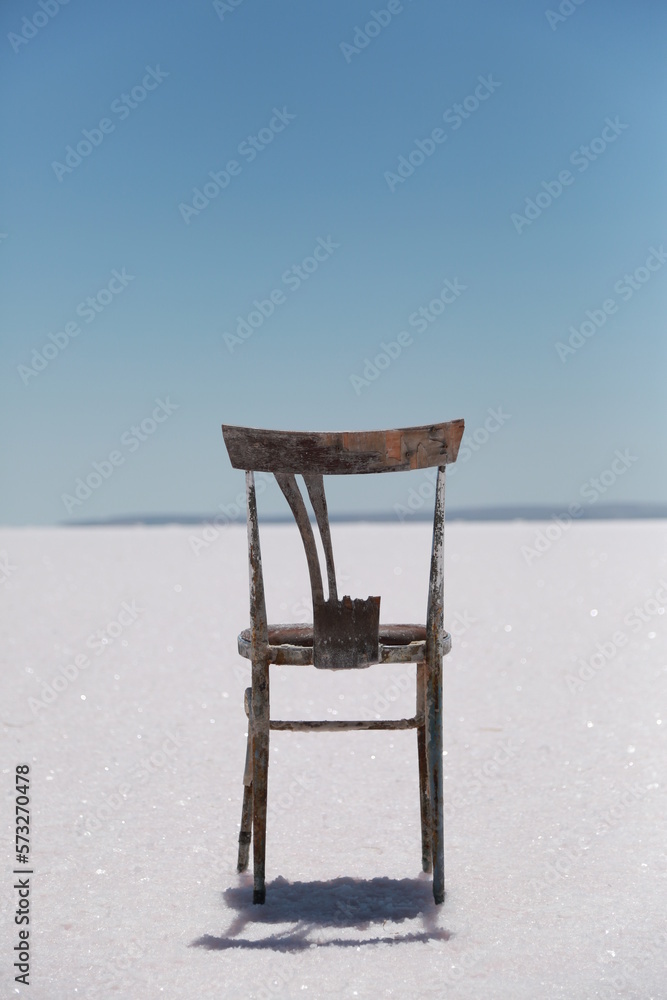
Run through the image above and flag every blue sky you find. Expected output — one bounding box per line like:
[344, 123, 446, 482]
[1, 0, 665, 524]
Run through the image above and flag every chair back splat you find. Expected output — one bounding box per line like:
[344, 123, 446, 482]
[221, 419, 464, 905]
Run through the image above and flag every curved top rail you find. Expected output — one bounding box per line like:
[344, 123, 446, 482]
[222, 419, 464, 475]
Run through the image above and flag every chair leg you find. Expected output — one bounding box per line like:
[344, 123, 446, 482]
[237, 689, 254, 872]
[237, 785, 253, 871]
[426, 654, 445, 904]
[416, 662, 432, 873]
[251, 658, 270, 904]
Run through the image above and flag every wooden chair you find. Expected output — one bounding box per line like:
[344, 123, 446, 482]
[221, 419, 464, 904]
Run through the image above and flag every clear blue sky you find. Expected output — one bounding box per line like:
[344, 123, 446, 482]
[1, 0, 665, 524]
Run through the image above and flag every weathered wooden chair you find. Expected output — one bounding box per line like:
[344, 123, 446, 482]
[221, 419, 464, 905]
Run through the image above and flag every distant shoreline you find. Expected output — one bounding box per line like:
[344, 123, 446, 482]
[42, 502, 667, 526]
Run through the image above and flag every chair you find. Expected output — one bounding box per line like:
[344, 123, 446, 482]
[221, 419, 464, 904]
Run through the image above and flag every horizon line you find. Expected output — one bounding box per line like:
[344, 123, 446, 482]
[29, 500, 667, 527]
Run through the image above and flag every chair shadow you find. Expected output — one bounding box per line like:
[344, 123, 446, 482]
[190, 874, 451, 952]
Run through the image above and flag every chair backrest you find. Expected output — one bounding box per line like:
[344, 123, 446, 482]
[222, 420, 464, 668]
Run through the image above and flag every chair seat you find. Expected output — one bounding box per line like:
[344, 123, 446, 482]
[237, 623, 451, 665]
